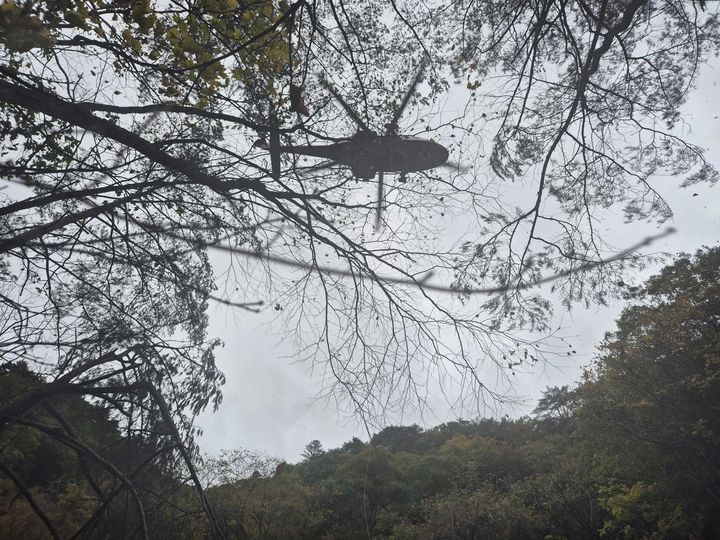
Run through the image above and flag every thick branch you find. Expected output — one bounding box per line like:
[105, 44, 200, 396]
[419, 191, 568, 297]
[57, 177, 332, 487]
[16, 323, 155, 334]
[0, 349, 134, 430]
[0, 78, 264, 195]
[77, 101, 282, 134]
[141, 381, 226, 539]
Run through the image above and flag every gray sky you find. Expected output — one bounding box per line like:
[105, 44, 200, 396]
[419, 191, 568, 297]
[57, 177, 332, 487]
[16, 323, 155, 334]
[197, 60, 720, 463]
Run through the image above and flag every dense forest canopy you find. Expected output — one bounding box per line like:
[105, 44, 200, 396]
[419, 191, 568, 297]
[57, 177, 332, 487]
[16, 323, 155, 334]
[1, 0, 719, 537]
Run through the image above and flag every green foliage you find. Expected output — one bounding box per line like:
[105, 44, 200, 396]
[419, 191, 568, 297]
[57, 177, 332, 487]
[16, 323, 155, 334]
[577, 247, 720, 538]
[370, 424, 425, 453]
[0, 365, 197, 539]
[533, 385, 579, 424]
[0, 1, 53, 53]
[0, 0, 288, 100]
[301, 439, 325, 460]
[208, 471, 321, 539]
[598, 482, 688, 539]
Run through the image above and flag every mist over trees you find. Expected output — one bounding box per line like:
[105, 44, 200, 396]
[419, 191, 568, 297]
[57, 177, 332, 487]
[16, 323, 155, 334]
[2, 0, 719, 537]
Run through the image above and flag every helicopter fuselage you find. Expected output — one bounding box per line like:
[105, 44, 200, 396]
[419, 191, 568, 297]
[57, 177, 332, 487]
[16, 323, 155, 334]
[281, 134, 449, 179]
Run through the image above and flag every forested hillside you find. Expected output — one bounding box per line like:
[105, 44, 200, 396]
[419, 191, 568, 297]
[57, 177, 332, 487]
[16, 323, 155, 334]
[197, 248, 720, 539]
[2, 248, 718, 538]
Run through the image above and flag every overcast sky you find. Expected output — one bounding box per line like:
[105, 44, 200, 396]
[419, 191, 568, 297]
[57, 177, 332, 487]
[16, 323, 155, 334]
[197, 60, 720, 463]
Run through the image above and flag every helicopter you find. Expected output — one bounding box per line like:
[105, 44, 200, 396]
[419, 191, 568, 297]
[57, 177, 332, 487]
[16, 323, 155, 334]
[260, 63, 460, 228]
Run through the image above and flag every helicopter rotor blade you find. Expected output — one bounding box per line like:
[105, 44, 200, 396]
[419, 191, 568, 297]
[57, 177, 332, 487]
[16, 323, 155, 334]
[374, 171, 384, 231]
[319, 76, 371, 132]
[387, 60, 427, 133]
